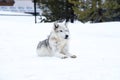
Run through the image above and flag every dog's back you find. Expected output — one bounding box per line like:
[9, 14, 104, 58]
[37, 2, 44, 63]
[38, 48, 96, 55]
[37, 39, 52, 56]
[37, 39, 49, 49]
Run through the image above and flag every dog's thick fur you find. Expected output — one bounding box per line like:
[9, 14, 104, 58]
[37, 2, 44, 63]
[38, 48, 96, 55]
[36, 22, 76, 59]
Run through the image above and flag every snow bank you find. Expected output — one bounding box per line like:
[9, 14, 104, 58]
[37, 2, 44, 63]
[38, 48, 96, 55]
[0, 11, 120, 80]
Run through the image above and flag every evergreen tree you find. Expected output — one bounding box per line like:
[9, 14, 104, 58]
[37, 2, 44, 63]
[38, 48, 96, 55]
[36, 0, 120, 23]
[36, 0, 75, 22]
[103, 0, 120, 21]
[68, 0, 104, 22]
[69, 0, 120, 22]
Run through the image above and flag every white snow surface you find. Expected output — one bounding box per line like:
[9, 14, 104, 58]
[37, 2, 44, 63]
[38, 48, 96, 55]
[0, 11, 120, 80]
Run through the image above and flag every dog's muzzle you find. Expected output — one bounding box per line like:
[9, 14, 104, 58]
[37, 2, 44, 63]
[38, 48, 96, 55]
[65, 35, 69, 39]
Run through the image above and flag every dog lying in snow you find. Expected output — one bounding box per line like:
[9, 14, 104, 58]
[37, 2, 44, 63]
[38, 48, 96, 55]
[37, 22, 76, 59]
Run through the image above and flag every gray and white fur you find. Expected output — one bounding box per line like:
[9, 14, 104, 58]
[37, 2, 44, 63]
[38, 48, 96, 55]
[36, 22, 76, 59]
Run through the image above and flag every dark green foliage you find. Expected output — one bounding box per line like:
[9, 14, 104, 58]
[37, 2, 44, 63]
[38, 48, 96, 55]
[36, 0, 120, 23]
[69, 0, 120, 23]
[103, 0, 120, 22]
[36, 0, 66, 22]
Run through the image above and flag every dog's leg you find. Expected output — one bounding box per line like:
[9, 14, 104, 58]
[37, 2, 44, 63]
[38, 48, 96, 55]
[49, 38, 68, 59]
[62, 44, 77, 58]
[55, 52, 68, 59]
[63, 51, 76, 58]
[51, 46, 68, 59]
[55, 48, 68, 59]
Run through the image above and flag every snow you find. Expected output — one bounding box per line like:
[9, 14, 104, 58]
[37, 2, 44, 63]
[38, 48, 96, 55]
[0, 11, 32, 15]
[0, 11, 120, 80]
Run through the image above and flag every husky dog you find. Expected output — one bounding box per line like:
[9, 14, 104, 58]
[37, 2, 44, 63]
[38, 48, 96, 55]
[36, 22, 76, 59]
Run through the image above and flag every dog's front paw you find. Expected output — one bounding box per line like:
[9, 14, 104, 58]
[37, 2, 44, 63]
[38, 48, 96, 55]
[70, 55, 77, 58]
[61, 56, 68, 59]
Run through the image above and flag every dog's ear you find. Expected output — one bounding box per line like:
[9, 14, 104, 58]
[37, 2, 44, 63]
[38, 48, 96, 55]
[54, 22, 59, 29]
[65, 22, 68, 28]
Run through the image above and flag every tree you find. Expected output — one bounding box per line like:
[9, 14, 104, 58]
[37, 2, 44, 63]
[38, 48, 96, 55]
[36, 0, 75, 22]
[103, 0, 120, 21]
[36, 0, 120, 23]
[68, 0, 104, 22]
[69, 0, 120, 23]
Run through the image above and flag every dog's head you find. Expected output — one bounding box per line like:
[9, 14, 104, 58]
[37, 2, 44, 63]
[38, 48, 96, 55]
[53, 22, 70, 40]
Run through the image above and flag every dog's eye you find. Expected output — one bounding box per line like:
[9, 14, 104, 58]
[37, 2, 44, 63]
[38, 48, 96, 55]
[60, 30, 63, 32]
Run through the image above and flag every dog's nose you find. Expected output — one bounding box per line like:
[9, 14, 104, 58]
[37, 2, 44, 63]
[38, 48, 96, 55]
[65, 35, 69, 39]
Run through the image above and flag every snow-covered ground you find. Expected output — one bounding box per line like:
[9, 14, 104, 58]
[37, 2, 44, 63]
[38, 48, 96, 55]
[0, 11, 120, 80]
